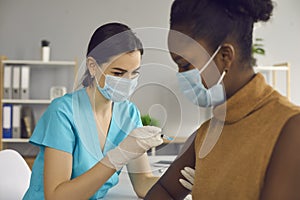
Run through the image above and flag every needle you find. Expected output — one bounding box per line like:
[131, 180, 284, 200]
[161, 134, 174, 141]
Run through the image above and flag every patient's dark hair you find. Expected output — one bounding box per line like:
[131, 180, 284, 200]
[170, 0, 273, 67]
[82, 22, 143, 87]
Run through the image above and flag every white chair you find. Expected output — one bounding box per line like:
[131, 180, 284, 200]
[0, 149, 31, 200]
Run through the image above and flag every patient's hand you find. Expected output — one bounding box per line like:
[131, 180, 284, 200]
[179, 167, 195, 191]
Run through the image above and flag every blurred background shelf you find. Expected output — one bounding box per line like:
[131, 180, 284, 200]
[2, 60, 76, 66]
[2, 138, 29, 143]
[2, 99, 52, 104]
[0, 57, 77, 165]
[254, 62, 290, 99]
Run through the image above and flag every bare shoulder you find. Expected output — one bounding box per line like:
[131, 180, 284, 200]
[282, 112, 300, 132]
[278, 113, 300, 147]
[260, 113, 300, 199]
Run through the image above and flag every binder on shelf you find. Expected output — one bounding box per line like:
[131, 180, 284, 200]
[21, 65, 30, 99]
[21, 106, 35, 138]
[2, 104, 13, 138]
[12, 66, 21, 99]
[12, 105, 22, 138]
[4, 65, 12, 99]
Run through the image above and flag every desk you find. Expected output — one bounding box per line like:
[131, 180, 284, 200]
[103, 156, 192, 200]
[151, 137, 188, 156]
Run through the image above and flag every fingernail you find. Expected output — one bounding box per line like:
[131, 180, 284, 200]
[185, 166, 192, 172]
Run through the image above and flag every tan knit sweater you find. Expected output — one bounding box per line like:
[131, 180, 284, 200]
[192, 73, 300, 200]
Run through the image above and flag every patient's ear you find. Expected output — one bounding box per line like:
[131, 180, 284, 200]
[216, 44, 235, 72]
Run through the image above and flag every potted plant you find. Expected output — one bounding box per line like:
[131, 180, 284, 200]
[251, 38, 265, 66]
[141, 114, 160, 127]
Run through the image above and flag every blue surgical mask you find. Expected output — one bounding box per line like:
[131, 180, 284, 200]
[96, 74, 138, 102]
[176, 46, 226, 107]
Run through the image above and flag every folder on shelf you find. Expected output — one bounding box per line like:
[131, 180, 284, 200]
[12, 105, 22, 138]
[21, 66, 30, 99]
[2, 104, 13, 138]
[21, 106, 35, 138]
[12, 66, 21, 99]
[3, 65, 12, 99]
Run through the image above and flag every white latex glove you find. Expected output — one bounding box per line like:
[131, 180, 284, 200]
[103, 126, 163, 170]
[179, 167, 195, 191]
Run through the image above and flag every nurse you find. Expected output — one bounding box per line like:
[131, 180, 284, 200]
[23, 22, 165, 199]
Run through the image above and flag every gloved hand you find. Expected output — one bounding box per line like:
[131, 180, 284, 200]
[179, 167, 195, 191]
[103, 126, 163, 170]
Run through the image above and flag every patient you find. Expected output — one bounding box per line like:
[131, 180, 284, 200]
[145, 0, 300, 199]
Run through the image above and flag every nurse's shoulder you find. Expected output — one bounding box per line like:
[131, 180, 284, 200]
[48, 92, 73, 112]
[114, 100, 140, 116]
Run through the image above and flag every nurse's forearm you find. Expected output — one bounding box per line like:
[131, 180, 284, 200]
[45, 156, 116, 200]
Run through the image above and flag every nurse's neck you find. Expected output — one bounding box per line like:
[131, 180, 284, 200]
[86, 87, 112, 115]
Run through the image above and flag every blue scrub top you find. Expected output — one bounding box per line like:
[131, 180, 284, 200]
[23, 88, 143, 200]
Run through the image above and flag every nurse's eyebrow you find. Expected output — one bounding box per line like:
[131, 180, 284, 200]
[111, 67, 127, 72]
[133, 67, 141, 72]
[112, 67, 141, 72]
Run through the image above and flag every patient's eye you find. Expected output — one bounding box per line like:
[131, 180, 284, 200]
[178, 63, 191, 72]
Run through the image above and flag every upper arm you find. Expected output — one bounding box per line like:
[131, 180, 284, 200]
[260, 113, 300, 200]
[145, 132, 196, 200]
[44, 147, 73, 197]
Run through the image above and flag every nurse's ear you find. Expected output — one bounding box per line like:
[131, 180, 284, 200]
[86, 56, 98, 77]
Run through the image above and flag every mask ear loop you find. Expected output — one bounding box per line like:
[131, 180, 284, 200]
[198, 46, 227, 159]
[96, 63, 106, 76]
[199, 45, 222, 74]
[94, 62, 109, 89]
[198, 69, 227, 159]
[216, 69, 227, 85]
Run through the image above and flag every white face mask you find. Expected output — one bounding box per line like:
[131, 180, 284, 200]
[96, 74, 139, 102]
[176, 46, 226, 107]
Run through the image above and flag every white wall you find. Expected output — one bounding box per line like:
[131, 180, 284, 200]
[254, 0, 300, 104]
[0, 0, 172, 61]
[0, 0, 206, 140]
[0, 0, 299, 141]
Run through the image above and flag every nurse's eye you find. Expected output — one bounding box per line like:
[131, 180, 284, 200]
[111, 67, 127, 77]
[132, 70, 140, 76]
[112, 72, 125, 77]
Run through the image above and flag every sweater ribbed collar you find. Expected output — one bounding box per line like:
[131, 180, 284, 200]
[213, 73, 274, 123]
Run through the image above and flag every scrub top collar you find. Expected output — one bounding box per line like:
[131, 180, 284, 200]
[73, 89, 115, 160]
